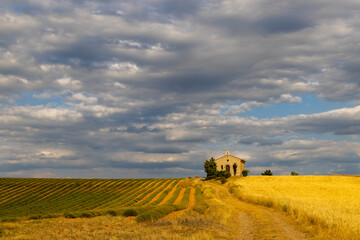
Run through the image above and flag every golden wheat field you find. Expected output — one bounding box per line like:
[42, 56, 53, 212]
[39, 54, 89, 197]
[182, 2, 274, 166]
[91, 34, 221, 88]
[229, 175, 360, 239]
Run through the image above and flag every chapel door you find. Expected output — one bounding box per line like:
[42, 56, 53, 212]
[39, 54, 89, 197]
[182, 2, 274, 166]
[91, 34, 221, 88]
[226, 165, 230, 173]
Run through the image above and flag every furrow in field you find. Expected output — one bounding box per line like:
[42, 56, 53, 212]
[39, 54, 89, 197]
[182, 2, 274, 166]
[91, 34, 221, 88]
[188, 187, 196, 209]
[100, 179, 156, 208]
[0, 178, 32, 197]
[0, 179, 48, 204]
[34, 180, 118, 212]
[147, 180, 177, 205]
[0, 182, 61, 208]
[122, 180, 166, 206]
[69, 180, 145, 211]
[29, 182, 119, 214]
[44, 180, 141, 213]
[134, 180, 170, 206]
[173, 188, 186, 205]
[157, 183, 180, 206]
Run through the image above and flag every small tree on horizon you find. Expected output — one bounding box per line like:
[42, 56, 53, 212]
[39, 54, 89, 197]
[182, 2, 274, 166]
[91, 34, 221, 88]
[204, 157, 217, 180]
[242, 169, 250, 177]
[291, 171, 299, 175]
[261, 169, 273, 176]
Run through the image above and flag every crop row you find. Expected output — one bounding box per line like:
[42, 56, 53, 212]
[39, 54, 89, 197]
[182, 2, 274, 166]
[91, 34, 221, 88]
[0, 178, 180, 219]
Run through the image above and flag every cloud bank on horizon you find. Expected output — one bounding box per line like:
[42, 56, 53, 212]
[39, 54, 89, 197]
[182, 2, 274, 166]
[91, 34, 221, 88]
[1, 0, 360, 178]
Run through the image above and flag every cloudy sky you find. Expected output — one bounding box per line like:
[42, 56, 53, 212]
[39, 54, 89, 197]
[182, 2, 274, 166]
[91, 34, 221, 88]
[1, 0, 360, 178]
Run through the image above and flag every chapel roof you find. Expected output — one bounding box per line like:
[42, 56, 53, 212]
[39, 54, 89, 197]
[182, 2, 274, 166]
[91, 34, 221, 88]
[214, 151, 246, 163]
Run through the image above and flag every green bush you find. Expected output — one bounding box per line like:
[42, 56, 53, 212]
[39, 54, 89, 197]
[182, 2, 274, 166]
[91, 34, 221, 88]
[123, 209, 138, 217]
[242, 169, 250, 177]
[216, 170, 226, 177]
[281, 204, 289, 212]
[42, 214, 58, 219]
[79, 212, 94, 218]
[220, 177, 227, 184]
[64, 212, 77, 218]
[136, 205, 178, 222]
[291, 171, 299, 176]
[28, 215, 43, 220]
[1, 218, 18, 222]
[224, 171, 231, 178]
[105, 210, 118, 216]
[261, 169, 273, 176]
[136, 210, 162, 222]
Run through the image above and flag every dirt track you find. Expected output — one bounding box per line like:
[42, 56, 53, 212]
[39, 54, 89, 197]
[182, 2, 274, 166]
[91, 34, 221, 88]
[207, 182, 308, 240]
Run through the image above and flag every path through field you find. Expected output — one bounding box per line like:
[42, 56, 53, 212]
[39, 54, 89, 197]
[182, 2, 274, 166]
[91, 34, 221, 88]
[206, 182, 308, 240]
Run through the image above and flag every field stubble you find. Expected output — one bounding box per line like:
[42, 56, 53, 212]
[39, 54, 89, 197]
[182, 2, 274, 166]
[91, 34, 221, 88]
[229, 175, 360, 239]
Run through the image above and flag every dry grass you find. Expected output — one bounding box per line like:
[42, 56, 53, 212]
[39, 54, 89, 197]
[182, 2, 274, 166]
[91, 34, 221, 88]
[229, 175, 360, 239]
[0, 214, 220, 240]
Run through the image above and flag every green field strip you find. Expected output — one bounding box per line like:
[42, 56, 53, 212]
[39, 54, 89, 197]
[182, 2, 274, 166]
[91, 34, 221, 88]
[0, 178, 48, 199]
[0, 179, 50, 203]
[148, 179, 180, 206]
[175, 186, 191, 210]
[0, 186, 29, 203]
[100, 179, 159, 206]
[2, 182, 97, 215]
[0, 183, 79, 217]
[0, 179, 64, 201]
[0, 181, 67, 210]
[0, 180, 32, 195]
[32, 181, 91, 202]
[11, 178, 129, 216]
[0, 179, 98, 217]
[0, 184, 55, 206]
[163, 187, 182, 205]
[32, 179, 136, 214]
[39, 179, 143, 213]
[134, 186, 190, 222]
[133, 180, 172, 206]
[73, 179, 118, 194]
[2, 179, 75, 206]
[0, 178, 184, 219]
[104, 179, 163, 208]
[0, 178, 32, 196]
[0, 178, 37, 189]
[146, 179, 177, 205]
[122, 180, 166, 206]
[89, 179, 152, 209]
[132, 180, 171, 206]
[16, 180, 104, 214]
[60, 179, 141, 212]
[21, 180, 83, 204]
[82, 180, 155, 210]
[191, 187, 209, 214]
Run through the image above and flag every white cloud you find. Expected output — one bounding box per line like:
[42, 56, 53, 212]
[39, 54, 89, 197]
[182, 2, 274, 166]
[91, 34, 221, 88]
[225, 101, 265, 114]
[0, 106, 83, 124]
[57, 77, 82, 91]
[274, 94, 302, 103]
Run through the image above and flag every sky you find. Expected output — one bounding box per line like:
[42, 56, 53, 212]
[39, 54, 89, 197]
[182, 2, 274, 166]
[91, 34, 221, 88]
[0, 0, 360, 178]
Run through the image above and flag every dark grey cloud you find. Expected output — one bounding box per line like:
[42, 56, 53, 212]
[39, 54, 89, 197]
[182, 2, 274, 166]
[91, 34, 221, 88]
[238, 136, 284, 146]
[155, 0, 203, 18]
[256, 14, 312, 34]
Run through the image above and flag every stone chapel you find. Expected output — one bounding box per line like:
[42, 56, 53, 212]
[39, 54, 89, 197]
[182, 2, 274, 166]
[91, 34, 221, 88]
[214, 151, 246, 176]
